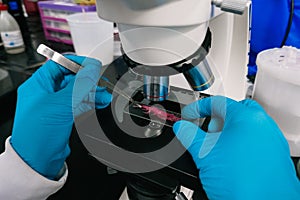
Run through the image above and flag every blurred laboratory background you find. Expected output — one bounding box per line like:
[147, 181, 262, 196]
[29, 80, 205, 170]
[0, 0, 299, 199]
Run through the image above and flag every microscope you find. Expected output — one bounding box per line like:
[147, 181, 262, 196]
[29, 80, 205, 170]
[75, 0, 250, 199]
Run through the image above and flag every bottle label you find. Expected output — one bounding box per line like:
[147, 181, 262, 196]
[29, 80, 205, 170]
[1, 31, 24, 48]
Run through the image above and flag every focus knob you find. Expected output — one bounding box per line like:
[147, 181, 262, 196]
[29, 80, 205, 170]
[212, 0, 248, 15]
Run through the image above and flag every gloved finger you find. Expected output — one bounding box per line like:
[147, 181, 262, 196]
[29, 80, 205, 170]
[207, 117, 224, 133]
[59, 56, 101, 91]
[58, 73, 74, 90]
[182, 96, 238, 120]
[72, 60, 101, 97]
[73, 99, 95, 117]
[70, 55, 102, 69]
[173, 120, 206, 159]
[95, 87, 113, 109]
[30, 60, 73, 93]
[72, 87, 112, 116]
[239, 98, 265, 111]
[76, 59, 101, 84]
[71, 60, 102, 115]
[72, 86, 112, 116]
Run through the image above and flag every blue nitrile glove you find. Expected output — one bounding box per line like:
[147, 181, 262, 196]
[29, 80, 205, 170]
[10, 55, 112, 180]
[173, 96, 300, 200]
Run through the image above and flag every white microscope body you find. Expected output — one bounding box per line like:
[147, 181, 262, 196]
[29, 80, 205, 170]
[96, 0, 251, 100]
[92, 1, 251, 199]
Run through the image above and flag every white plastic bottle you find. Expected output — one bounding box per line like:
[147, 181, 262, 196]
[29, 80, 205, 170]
[0, 3, 25, 54]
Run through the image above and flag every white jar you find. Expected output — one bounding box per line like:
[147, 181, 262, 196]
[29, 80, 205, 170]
[252, 46, 300, 156]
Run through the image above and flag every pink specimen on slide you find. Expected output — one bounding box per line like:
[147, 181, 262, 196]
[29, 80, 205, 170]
[139, 104, 181, 122]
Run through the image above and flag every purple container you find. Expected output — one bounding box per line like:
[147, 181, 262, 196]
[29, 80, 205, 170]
[37, 1, 97, 45]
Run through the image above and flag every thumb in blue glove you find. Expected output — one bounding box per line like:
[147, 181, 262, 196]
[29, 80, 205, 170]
[173, 96, 300, 200]
[10, 55, 112, 180]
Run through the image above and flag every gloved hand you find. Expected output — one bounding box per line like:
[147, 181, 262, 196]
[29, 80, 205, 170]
[10, 55, 112, 180]
[173, 96, 300, 200]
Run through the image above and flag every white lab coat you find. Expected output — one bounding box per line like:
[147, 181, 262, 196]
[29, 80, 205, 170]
[0, 137, 68, 200]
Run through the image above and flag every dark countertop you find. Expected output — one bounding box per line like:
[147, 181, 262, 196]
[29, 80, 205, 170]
[0, 15, 126, 200]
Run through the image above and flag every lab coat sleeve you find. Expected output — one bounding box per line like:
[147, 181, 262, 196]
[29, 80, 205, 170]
[0, 137, 68, 200]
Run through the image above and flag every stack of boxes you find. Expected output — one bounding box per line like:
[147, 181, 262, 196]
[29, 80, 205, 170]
[38, 1, 96, 45]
